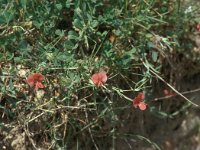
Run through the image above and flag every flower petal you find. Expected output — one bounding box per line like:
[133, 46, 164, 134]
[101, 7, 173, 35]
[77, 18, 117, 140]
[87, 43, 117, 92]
[91, 71, 108, 86]
[133, 97, 140, 107]
[138, 92, 145, 100]
[138, 102, 147, 110]
[99, 72, 107, 83]
[163, 89, 169, 96]
[197, 24, 200, 31]
[33, 73, 44, 82]
[163, 89, 175, 96]
[133, 92, 145, 107]
[91, 73, 100, 85]
[35, 82, 45, 91]
[27, 76, 35, 87]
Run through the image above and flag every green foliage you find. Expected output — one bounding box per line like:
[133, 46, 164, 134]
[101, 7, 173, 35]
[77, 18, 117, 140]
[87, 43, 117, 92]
[0, 0, 198, 149]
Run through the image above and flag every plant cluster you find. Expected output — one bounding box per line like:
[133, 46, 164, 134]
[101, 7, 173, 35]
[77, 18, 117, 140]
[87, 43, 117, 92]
[0, 0, 199, 149]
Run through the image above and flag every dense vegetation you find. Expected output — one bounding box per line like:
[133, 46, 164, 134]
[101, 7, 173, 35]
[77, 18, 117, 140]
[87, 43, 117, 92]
[0, 0, 200, 149]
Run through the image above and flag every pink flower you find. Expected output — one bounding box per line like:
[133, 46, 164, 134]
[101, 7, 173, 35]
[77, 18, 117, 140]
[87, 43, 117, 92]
[197, 24, 200, 31]
[163, 89, 175, 96]
[133, 92, 147, 111]
[91, 71, 107, 86]
[27, 73, 45, 91]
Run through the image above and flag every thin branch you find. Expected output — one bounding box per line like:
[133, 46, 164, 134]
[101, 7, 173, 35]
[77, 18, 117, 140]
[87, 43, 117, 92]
[154, 88, 200, 101]
[85, 107, 99, 150]
[142, 61, 199, 107]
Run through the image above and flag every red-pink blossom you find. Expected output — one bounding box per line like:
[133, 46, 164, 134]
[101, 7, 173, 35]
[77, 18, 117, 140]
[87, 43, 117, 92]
[133, 92, 147, 111]
[163, 89, 175, 96]
[27, 73, 45, 91]
[197, 24, 200, 31]
[91, 71, 107, 87]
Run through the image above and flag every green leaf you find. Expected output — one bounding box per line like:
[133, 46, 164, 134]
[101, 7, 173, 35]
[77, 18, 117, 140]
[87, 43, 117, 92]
[91, 20, 98, 28]
[56, 3, 62, 10]
[73, 19, 84, 30]
[64, 40, 75, 49]
[57, 52, 67, 61]
[0, 11, 15, 24]
[129, 48, 137, 54]
[4, 12, 15, 23]
[55, 29, 64, 37]
[145, 33, 153, 38]
[68, 31, 79, 40]
[33, 21, 43, 29]
[14, 57, 23, 63]
[194, 18, 200, 22]
[147, 42, 155, 49]
[18, 40, 31, 52]
[0, 16, 6, 24]
[151, 51, 158, 62]
[18, 40, 28, 50]
[66, 0, 73, 8]
[0, 53, 4, 61]
[20, 0, 27, 9]
[6, 52, 14, 61]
